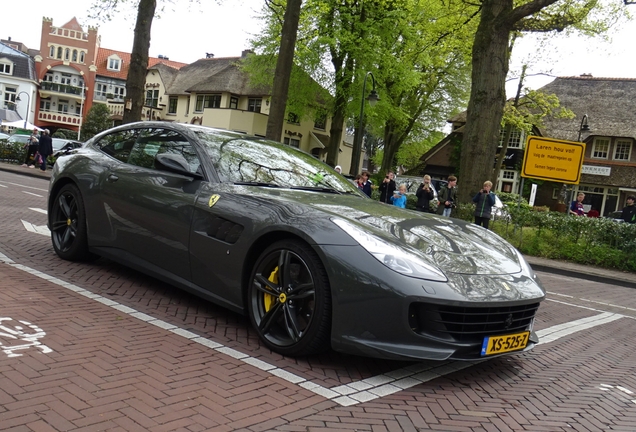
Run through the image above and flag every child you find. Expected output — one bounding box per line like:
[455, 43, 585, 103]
[391, 184, 408, 208]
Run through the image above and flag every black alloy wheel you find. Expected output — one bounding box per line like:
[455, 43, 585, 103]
[248, 239, 331, 356]
[50, 184, 94, 261]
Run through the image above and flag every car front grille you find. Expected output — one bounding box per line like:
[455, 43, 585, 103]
[408, 302, 540, 343]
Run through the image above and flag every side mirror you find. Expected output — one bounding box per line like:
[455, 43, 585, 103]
[155, 153, 203, 179]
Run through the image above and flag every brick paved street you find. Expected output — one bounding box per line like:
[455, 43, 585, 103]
[1, 166, 636, 431]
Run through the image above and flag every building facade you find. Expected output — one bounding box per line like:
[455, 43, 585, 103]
[0, 41, 38, 127]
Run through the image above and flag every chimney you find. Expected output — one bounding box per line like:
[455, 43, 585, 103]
[241, 49, 254, 58]
[206, 53, 214, 58]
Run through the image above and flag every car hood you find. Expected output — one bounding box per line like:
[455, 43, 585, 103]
[251, 188, 523, 277]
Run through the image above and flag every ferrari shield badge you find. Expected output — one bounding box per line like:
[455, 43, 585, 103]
[208, 194, 220, 208]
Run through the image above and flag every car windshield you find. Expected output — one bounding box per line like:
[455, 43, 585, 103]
[193, 129, 363, 194]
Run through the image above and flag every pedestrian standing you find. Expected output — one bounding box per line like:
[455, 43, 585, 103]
[22, 128, 39, 168]
[622, 195, 636, 223]
[390, 184, 408, 208]
[379, 171, 397, 203]
[569, 192, 586, 216]
[472, 180, 497, 229]
[37, 129, 53, 172]
[415, 175, 435, 212]
[437, 175, 458, 217]
[359, 171, 372, 197]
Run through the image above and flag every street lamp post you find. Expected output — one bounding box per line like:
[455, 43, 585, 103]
[566, 114, 590, 213]
[350, 71, 379, 175]
[16, 91, 31, 129]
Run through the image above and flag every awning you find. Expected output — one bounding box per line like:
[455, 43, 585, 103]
[310, 131, 330, 149]
[2, 119, 43, 131]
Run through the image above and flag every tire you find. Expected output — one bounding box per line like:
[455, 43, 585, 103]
[50, 184, 95, 261]
[248, 239, 332, 356]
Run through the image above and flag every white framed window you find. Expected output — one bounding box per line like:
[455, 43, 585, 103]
[229, 96, 238, 109]
[60, 73, 72, 85]
[96, 83, 107, 98]
[614, 140, 632, 161]
[114, 86, 125, 99]
[57, 99, 69, 113]
[40, 98, 51, 111]
[72, 50, 78, 62]
[502, 170, 515, 179]
[107, 56, 122, 71]
[592, 137, 609, 159]
[0, 61, 11, 75]
[3, 86, 16, 109]
[64, 48, 70, 61]
[145, 89, 159, 107]
[49, 46, 55, 58]
[498, 127, 524, 149]
[57, 47, 63, 59]
[79, 51, 85, 63]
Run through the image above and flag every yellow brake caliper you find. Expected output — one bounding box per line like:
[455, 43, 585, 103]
[264, 267, 279, 312]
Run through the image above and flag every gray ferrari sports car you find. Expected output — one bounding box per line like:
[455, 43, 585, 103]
[48, 122, 545, 361]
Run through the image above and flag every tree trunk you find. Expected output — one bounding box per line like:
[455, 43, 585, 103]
[325, 56, 354, 169]
[459, 0, 513, 203]
[492, 64, 526, 182]
[265, 0, 302, 142]
[123, 0, 156, 124]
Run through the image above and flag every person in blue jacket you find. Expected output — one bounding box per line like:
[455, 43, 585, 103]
[391, 184, 408, 208]
[472, 180, 496, 229]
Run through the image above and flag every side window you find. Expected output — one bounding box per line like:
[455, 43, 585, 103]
[96, 129, 139, 163]
[129, 128, 201, 174]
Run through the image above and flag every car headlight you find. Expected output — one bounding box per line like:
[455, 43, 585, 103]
[332, 218, 447, 282]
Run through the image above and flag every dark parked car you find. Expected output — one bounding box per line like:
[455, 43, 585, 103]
[48, 122, 545, 361]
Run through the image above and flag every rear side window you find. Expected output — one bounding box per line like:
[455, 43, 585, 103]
[95, 129, 139, 163]
[129, 128, 201, 174]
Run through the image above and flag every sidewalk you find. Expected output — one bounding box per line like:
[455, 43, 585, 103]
[1, 160, 634, 289]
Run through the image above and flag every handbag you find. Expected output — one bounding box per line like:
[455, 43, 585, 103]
[34, 152, 43, 165]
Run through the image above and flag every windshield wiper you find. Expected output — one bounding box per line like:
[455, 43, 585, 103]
[234, 181, 280, 188]
[290, 186, 343, 194]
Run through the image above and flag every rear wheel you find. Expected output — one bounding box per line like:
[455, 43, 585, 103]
[50, 184, 95, 261]
[248, 240, 331, 356]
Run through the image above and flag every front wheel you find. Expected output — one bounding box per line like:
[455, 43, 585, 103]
[50, 184, 95, 261]
[248, 240, 331, 356]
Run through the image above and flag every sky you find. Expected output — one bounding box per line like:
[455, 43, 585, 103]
[2, 0, 635, 96]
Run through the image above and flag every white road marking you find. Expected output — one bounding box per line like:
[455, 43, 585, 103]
[0, 251, 626, 406]
[598, 384, 636, 404]
[21, 220, 50, 236]
[29, 208, 48, 214]
[0, 180, 48, 192]
[23, 191, 43, 197]
[0, 317, 53, 358]
[0, 184, 6, 188]
[549, 293, 636, 312]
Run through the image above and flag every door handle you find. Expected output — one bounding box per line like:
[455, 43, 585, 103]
[107, 174, 119, 182]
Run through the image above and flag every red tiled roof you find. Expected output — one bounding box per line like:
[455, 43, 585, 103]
[95, 47, 188, 79]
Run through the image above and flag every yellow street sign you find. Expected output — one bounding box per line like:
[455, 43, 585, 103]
[521, 136, 586, 184]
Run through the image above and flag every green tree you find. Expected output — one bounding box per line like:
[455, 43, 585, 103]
[253, 0, 473, 176]
[81, 103, 113, 141]
[458, 0, 629, 203]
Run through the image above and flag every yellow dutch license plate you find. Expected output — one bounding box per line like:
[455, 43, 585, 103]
[481, 331, 530, 356]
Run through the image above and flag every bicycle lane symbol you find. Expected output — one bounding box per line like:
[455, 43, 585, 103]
[0, 317, 53, 358]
